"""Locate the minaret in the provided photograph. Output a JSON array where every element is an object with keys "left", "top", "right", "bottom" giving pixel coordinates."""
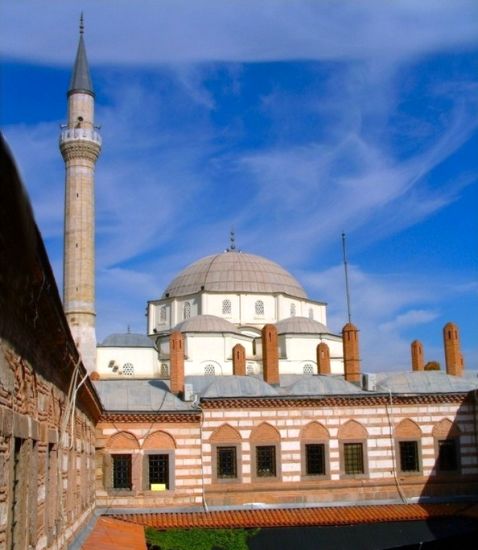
[{"left": 59, "top": 15, "right": 101, "bottom": 372}]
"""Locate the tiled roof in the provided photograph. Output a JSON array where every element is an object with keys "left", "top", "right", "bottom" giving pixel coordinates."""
[
  {"left": 112, "top": 503, "right": 474, "bottom": 530},
  {"left": 81, "top": 517, "right": 146, "bottom": 550}
]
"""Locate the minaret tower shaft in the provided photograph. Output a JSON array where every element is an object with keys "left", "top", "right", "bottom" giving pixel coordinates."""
[{"left": 59, "top": 16, "right": 101, "bottom": 372}]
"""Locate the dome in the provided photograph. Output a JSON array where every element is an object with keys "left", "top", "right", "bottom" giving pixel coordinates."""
[
  {"left": 162, "top": 251, "right": 307, "bottom": 299},
  {"left": 174, "top": 314, "right": 241, "bottom": 334},
  {"left": 276, "top": 316, "right": 330, "bottom": 335},
  {"left": 284, "top": 375, "right": 363, "bottom": 396},
  {"left": 376, "top": 371, "right": 478, "bottom": 394},
  {"left": 99, "top": 332, "right": 155, "bottom": 348}
]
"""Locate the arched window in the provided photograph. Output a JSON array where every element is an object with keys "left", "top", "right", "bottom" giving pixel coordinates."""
[
  {"left": 160, "top": 306, "right": 167, "bottom": 322},
  {"left": 222, "top": 299, "right": 232, "bottom": 315},
  {"left": 183, "top": 301, "right": 191, "bottom": 319},
  {"left": 122, "top": 363, "right": 134, "bottom": 376},
  {"left": 255, "top": 300, "right": 264, "bottom": 316},
  {"left": 308, "top": 308, "right": 314, "bottom": 320},
  {"left": 290, "top": 303, "right": 296, "bottom": 317},
  {"left": 160, "top": 363, "right": 169, "bottom": 378},
  {"left": 303, "top": 363, "right": 314, "bottom": 375},
  {"left": 204, "top": 364, "right": 216, "bottom": 376}
]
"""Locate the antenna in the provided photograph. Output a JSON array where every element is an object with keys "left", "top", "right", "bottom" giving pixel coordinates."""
[{"left": 342, "top": 232, "right": 352, "bottom": 324}]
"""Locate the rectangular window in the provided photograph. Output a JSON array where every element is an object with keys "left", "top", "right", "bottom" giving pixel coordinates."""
[
  {"left": 343, "top": 442, "right": 364, "bottom": 475},
  {"left": 148, "top": 454, "right": 169, "bottom": 489},
  {"left": 438, "top": 440, "right": 458, "bottom": 472},
  {"left": 112, "top": 454, "right": 132, "bottom": 489},
  {"left": 399, "top": 441, "right": 420, "bottom": 472},
  {"left": 217, "top": 447, "right": 237, "bottom": 479},
  {"left": 256, "top": 445, "right": 276, "bottom": 477},
  {"left": 305, "top": 444, "right": 326, "bottom": 475}
]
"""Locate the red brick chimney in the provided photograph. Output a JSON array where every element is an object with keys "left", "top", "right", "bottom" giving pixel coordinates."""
[
  {"left": 316, "top": 342, "right": 331, "bottom": 375},
  {"left": 262, "top": 324, "right": 279, "bottom": 385},
  {"left": 443, "top": 322, "right": 464, "bottom": 376},
  {"left": 232, "top": 343, "right": 246, "bottom": 376},
  {"left": 342, "top": 322, "right": 361, "bottom": 384},
  {"left": 169, "top": 330, "right": 185, "bottom": 394},
  {"left": 411, "top": 340, "right": 424, "bottom": 372}
]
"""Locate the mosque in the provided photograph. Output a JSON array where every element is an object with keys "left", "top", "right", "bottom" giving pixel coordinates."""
[{"left": 0, "top": 20, "right": 477, "bottom": 550}]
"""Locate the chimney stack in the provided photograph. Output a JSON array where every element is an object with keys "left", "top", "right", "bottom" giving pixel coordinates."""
[
  {"left": 443, "top": 322, "right": 464, "bottom": 377},
  {"left": 317, "top": 342, "right": 331, "bottom": 375},
  {"left": 232, "top": 343, "right": 246, "bottom": 376},
  {"left": 411, "top": 340, "right": 424, "bottom": 372},
  {"left": 262, "top": 324, "right": 279, "bottom": 385},
  {"left": 342, "top": 322, "right": 361, "bottom": 384},
  {"left": 169, "top": 331, "right": 185, "bottom": 394}
]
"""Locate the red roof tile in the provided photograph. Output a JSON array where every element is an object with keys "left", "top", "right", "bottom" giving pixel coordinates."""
[
  {"left": 112, "top": 503, "right": 475, "bottom": 531},
  {"left": 81, "top": 517, "right": 147, "bottom": 550}
]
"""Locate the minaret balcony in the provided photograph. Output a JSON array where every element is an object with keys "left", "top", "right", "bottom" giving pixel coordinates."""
[{"left": 59, "top": 127, "right": 102, "bottom": 147}]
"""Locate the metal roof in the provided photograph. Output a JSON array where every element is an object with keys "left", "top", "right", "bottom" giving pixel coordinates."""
[
  {"left": 375, "top": 371, "right": 478, "bottom": 394},
  {"left": 174, "top": 315, "right": 241, "bottom": 334},
  {"left": 162, "top": 251, "right": 307, "bottom": 299},
  {"left": 186, "top": 375, "right": 280, "bottom": 398},
  {"left": 280, "top": 374, "right": 364, "bottom": 395},
  {"left": 93, "top": 380, "right": 193, "bottom": 411},
  {"left": 276, "top": 316, "right": 330, "bottom": 335},
  {"left": 99, "top": 333, "right": 155, "bottom": 348},
  {"left": 68, "top": 25, "right": 94, "bottom": 96}
]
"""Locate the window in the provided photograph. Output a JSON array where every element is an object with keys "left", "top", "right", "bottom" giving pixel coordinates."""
[
  {"left": 255, "top": 300, "right": 264, "bottom": 316},
  {"left": 303, "top": 363, "right": 314, "bottom": 375},
  {"left": 438, "top": 440, "right": 458, "bottom": 472},
  {"left": 183, "top": 301, "right": 191, "bottom": 319},
  {"left": 148, "top": 454, "right": 169, "bottom": 489},
  {"left": 308, "top": 308, "right": 314, "bottom": 320},
  {"left": 122, "top": 363, "right": 134, "bottom": 376},
  {"left": 204, "top": 364, "right": 216, "bottom": 376},
  {"left": 160, "top": 306, "right": 167, "bottom": 322},
  {"left": 399, "top": 441, "right": 420, "bottom": 473},
  {"left": 305, "top": 444, "right": 326, "bottom": 475},
  {"left": 217, "top": 447, "right": 237, "bottom": 479},
  {"left": 112, "top": 454, "right": 132, "bottom": 489},
  {"left": 222, "top": 299, "right": 232, "bottom": 315},
  {"left": 246, "top": 363, "right": 255, "bottom": 375},
  {"left": 343, "top": 443, "right": 364, "bottom": 475},
  {"left": 290, "top": 303, "right": 296, "bottom": 317},
  {"left": 160, "top": 363, "right": 169, "bottom": 378},
  {"left": 256, "top": 445, "right": 276, "bottom": 477}
]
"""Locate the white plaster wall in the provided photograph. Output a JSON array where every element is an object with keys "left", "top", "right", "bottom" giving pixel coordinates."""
[{"left": 96, "top": 346, "right": 160, "bottom": 378}]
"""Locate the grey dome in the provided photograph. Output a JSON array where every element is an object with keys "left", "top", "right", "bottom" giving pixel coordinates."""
[
  {"left": 201, "top": 376, "right": 280, "bottom": 398},
  {"left": 276, "top": 316, "right": 329, "bottom": 335},
  {"left": 162, "top": 251, "right": 307, "bottom": 299},
  {"left": 174, "top": 314, "right": 241, "bottom": 334},
  {"left": 284, "top": 375, "right": 363, "bottom": 396},
  {"left": 376, "top": 371, "right": 478, "bottom": 394},
  {"left": 99, "top": 333, "right": 154, "bottom": 348}
]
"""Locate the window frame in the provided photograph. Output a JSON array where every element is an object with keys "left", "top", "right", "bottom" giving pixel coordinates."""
[
  {"left": 143, "top": 449, "right": 175, "bottom": 492},
  {"left": 396, "top": 439, "right": 422, "bottom": 476},
  {"left": 435, "top": 438, "right": 460, "bottom": 474},
  {"left": 222, "top": 299, "right": 232, "bottom": 316},
  {"left": 255, "top": 300, "right": 265, "bottom": 317},
  {"left": 340, "top": 440, "right": 368, "bottom": 478},
  {"left": 212, "top": 444, "right": 242, "bottom": 484},
  {"left": 111, "top": 453, "right": 133, "bottom": 490},
  {"left": 301, "top": 441, "right": 329, "bottom": 479},
  {"left": 253, "top": 444, "right": 280, "bottom": 480}
]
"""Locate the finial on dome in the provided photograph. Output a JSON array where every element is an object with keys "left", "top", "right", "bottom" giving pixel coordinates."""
[
  {"left": 80, "top": 12, "right": 84, "bottom": 35},
  {"left": 127, "top": 324, "right": 131, "bottom": 333},
  {"left": 229, "top": 228, "right": 236, "bottom": 251}
]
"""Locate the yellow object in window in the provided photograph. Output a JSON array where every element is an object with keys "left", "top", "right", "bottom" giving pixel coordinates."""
[{"left": 150, "top": 483, "right": 166, "bottom": 491}]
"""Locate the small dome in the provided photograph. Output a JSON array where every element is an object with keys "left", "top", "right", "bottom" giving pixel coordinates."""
[
  {"left": 276, "top": 316, "right": 329, "bottom": 335},
  {"left": 99, "top": 333, "right": 155, "bottom": 348},
  {"left": 284, "top": 375, "right": 363, "bottom": 396},
  {"left": 162, "top": 251, "right": 307, "bottom": 299},
  {"left": 174, "top": 314, "right": 241, "bottom": 334},
  {"left": 201, "top": 375, "right": 279, "bottom": 398},
  {"left": 376, "top": 371, "right": 478, "bottom": 394}
]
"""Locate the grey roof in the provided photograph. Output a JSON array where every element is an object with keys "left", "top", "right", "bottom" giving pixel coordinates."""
[
  {"left": 68, "top": 29, "right": 94, "bottom": 96},
  {"left": 186, "top": 375, "right": 280, "bottom": 398},
  {"left": 276, "top": 316, "right": 330, "bottom": 335},
  {"left": 99, "top": 332, "right": 155, "bottom": 348},
  {"left": 174, "top": 315, "right": 242, "bottom": 335},
  {"left": 93, "top": 380, "right": 194, "bottom": 411},
  {"left": 280, "top": 374, "right": 364, "bottom": 395},
  {"left": 375, "top": 371, "right": 478, "bottom": 394},
  {"left": 162, "top": 251, "right": 307, "bottom": 299}
]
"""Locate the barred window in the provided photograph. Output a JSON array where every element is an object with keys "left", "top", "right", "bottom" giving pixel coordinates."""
[
  {"left": 112, "top": 454, "right": 132, "bottom": 489},
  {"left": 290, "top": 303, "right": 296, "bottom": 317},
  {"left": 438, "top": 440, "right": 458, "bottom": 472},
  {"left": 343, "top": 443, "right": 364, "bottom": 475},
  {"left": 305, "top": 444, "right": 325, "bottom": 475},
  {"left": 255, "top": 300, "right": 264, "bottom": 316},
  {"left": 222, "top": 299, "right": 232, "bottom": 315},
  {"left": 184, "top": 302, "right": 191, "bottom": 319},
  {"left": 204, "top": 364, "right": 216, "bottom": 376},
  {"left": 217, "top": 447, "right": 237, "bottom": 479},
  {"left": 160, "top": 306, "right": 167, "bottom": 322},
  {"left": 246, "top": 363, "right": 255, "bottom": 376},
  {"left": 122, "top": 363, "right": 134, "bottom": 376},
  {"left": 308, "top": 308, "right": 314, "bottom": 320},
  {"left": 303, "top": 363, "right": 314, "bottom": 375},
  {"left": 256, "top": 445, "right": 276, "bottom": 477},
  {"left": 399, "top": 441, "right": 420, "bottom": 472},
  {"left": 148, "top": 454, "right": 169, "bottom": 489}
]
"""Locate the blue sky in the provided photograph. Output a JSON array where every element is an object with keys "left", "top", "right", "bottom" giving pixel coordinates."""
[{"left": 1, "top": 0, "right": 477, "bottom": 371}]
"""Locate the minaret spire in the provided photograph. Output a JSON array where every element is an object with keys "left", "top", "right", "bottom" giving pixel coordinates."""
[{"left": 60, "top": 18, "right": 101, "bottom": 373}]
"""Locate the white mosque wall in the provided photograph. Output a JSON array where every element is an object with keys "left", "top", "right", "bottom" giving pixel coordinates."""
[{"left": 96, "top": 346, "right": 160, "bottom": 379}]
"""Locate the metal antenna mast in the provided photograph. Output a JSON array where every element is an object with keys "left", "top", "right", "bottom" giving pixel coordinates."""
[{"left": 342, "top": 232, "right": 352, "bottom": 324}]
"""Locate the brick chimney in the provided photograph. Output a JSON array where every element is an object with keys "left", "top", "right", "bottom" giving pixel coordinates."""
[
  {"left": 443, "top": 322, "right": 464, "bottom": 376},
  {"left": 169, "top": 330, "right": 185, "bottom": 394},
  {"left": 262, "top": 324, "right": 279, "bottom": 385},
  {"left": 411, "top": 340, "right": 424, "bottom": 372},
  {"left": 317, "top": 342, "right": 331, "bottom": 375},
  {"left": 232, "top": 343, "right": 246, "bottom": 376},
  {"left": 342, "top": 322, "right": 361, "bottom": 384}
]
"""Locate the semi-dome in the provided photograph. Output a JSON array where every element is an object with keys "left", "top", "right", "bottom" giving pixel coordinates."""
[
  {"left": 99, "top": 332, "right": 155, "bottom": 348},
  {"left": 174, "top": 314, "right": 241, "bottom": 334},
  {"left": 162, "top": 251, "right": 307, "bottom": 299},
  {"left": 276, "top": 316, "right": 330, "bottom": 335}
]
